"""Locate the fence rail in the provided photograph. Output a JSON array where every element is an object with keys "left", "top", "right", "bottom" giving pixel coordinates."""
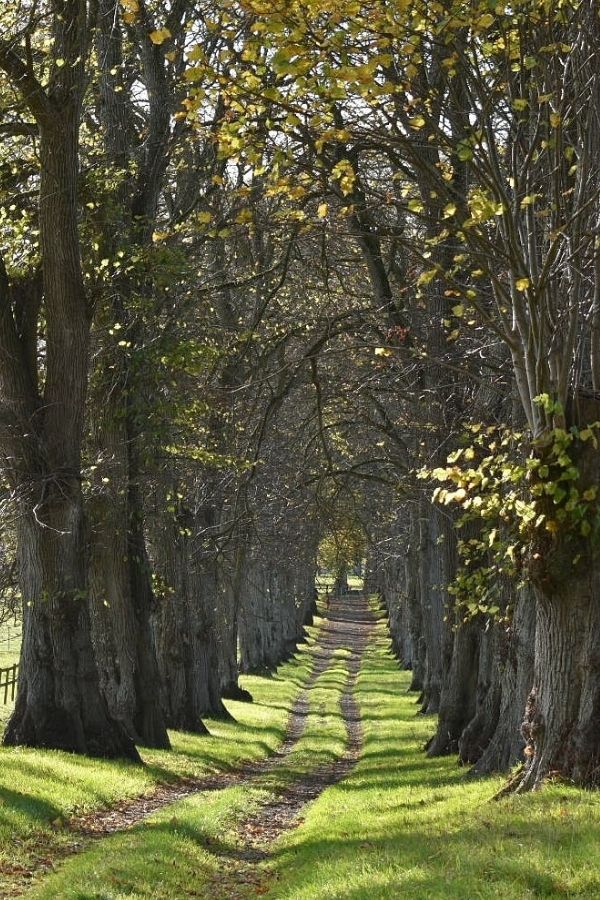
[{"left": 0, "top": 663, "right": 18, "bottom": 704}]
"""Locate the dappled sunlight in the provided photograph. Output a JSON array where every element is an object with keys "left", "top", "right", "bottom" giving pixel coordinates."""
[
  {"left": 268, "top": 621, "right": 600, "bottom": 899},
  {"left": 0, "top": 660, "right": 300, "bottom": 892},
  {"left": 1, "top": 599, "right": 599, "bottom": 898}
]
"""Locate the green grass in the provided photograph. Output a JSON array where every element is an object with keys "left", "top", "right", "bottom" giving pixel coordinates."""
[
  {"left": 6, "top": 608, "right": 600, "bottom": 899},
  {"left": 24, "top": 647, "right": 351, "bottom": 898},
  {"left": 0, "top": 619, "right": 326, "bottom": 897},
  {"left": 0, "top": 617, "right": 21, "bottom": 671},
  {"left": 266, "top": 624, "right": 600, "bottom": 900},
  {"left": 0, "top": 618, "right": 21, "bottom": 726}
]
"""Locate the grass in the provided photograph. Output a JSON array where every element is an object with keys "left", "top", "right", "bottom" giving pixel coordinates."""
[
  {"left": 0, "top": 618, "right": 327, "bottom": 897},
  {"left": 5, "top": 605, "right": 600, "bottom": 899},
  {"left": 0, "top": 618, "right": 21, "bottom": 724},
  {"left": 266, "top": 620, "right": 600, "bottom": 899},
  {"left": 315, "top": 575, "right": 364, "bottom": 592},
  {"left": 24, "top": 646, "right": 351, "bottom": 898}
]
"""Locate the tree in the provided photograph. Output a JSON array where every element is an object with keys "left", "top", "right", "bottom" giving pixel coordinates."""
[
  {"left": 0, "top": 1, "right": 137, "bottom": 758},
  {"left": 198, "top": 0, "right": 600, "bottom": 789}
]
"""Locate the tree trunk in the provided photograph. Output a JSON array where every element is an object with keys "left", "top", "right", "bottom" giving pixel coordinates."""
[
  {"left": 153, "top": 504, "right": 230, "bottom": 730},
  {"left": 417, "top": 504, "right": 446, "bottom": 713},
  {"left": 0, "top": 36, "right": 138, "bottom": 756},
  {"left": 506, "top": 419, "right": 600, "bottom": 792},
  {"left": 153, "top": 517, "right": 209, "bottom": 734},
  {"left": 406, "top": 526, "right": 426, "bottom": 692},
  {"left": 238, "top": 560, "right": 268, "bottom": 674},
  {"left": 239, "top": 556, "right": 303, "bottom": 673},
  {"left": 5, "top": 508, "right": 138, "bottom": 759},
  {"left": 88, "top": 404, "right": 169, "bottom": 748},
  {"left": 466, "top": 587, "right": 535, "bottom": 774},
  {"left": 427, "top": 616, "right": 479, "bottom": 756},
  {"left": 379, "top": 549, "right": 412, "bottom": 667},
  {"left": 457, "top": 620, "right": 502, "bottom": 766},
  {"left": 513, "top": 570, "right": 600, "bottom": 791},
  {"left": 218, "top": 548, "right": 252, "bottom": 703}
]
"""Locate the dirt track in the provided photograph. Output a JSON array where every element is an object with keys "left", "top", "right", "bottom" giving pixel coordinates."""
[{"left": 4, "top": 594, "right": 375, "bottom": 898}]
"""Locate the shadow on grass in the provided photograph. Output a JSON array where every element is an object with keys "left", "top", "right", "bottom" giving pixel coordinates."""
[
  {"left": 270, "top": 837, "right": 593, "bottom": 899},
  {"left": 0, "top": 784, "right": 61, "bottom": 827}
]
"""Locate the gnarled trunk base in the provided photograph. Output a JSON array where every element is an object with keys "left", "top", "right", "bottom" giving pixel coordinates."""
[
  {"left": 507, "top": 565, "right": 600, "bottom": 792},
  {"left": 4, "top": 514, "right": 139, "bottom": 760}
]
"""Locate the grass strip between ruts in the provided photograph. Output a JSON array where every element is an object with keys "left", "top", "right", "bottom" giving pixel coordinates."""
[
  {"left": 23, "top": 657, "right": 350, "bottom": 899},
  {"left": 264, "top": 616, "right": 600, "bottom": 900}
]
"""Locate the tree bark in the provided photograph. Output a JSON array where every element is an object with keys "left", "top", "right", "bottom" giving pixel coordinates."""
[
  {"left": 218, "top": 546, "right": 252, "bottom": 703},
  {"left": 5, "top": 511, "right": 136, "bottom": 758},
  {"left": 89, "top": 469, "right": 170, "bottom": 748},
  {"left": 406, "top": 523, "right": 426, "bottom": 692},
  {"left": 238, "top": 553, "right": 311, "bottom": 674},
  {"left": 0, "top": 23, "right": 138, "bottom": 756},
  {"left": 514, "top": 573, "right": 600, "bottom": 790},
  {"left": 466, "top": 587, "right": 535, "bottom": 774},
  {"left": 505, "top": 418, "right": 600, "bottom": 791},
  {"left": 427, "top": 616, "right": 479, "bottom": 756},
  {"left": 457, "top": 620, "right": 502, "bottom": 767},
  {"left": 152, "top": 502, "right": 229, "bottom": 730},
  {"left": 417, "top": 504, "right": 446, "bottom": 713}
]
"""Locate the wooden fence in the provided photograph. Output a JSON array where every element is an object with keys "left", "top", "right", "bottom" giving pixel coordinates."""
[{"left": 0, "top": 663, "right": 18, "bottom": 704}]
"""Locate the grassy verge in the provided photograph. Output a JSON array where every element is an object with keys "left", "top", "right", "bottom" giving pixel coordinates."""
[
  {"left": 266, "top": 622, "right": 600, "bottom": 900},
  {"left": 25, "top": 653, "right": 351, "bottom": 899},
  {"left": 0, "top": 619, "right": 327, "bottom": 897}
]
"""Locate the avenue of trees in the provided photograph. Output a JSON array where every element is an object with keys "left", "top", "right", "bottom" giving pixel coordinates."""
[{"left": 0, "top": 0, "right": 599, "bottom": 795}]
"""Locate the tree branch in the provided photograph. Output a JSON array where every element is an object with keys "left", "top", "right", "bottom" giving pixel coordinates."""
[{"left": 0, "top": 40, "right": 53, "bottom": 124}]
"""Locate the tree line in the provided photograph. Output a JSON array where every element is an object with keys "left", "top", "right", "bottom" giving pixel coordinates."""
[{"left": 0, "top": 0, "right": 599, "bottom": 795}]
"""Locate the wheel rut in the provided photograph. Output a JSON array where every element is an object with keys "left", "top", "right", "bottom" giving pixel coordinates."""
[
  {"left": 3, "top": 594, "right": 374, "bottom": 898},
  {"left": 230, "top": 592, "right": 375, "bottom": 866},
  {"left": 69, "top": 594, "right": 373, "bottom": 840}
]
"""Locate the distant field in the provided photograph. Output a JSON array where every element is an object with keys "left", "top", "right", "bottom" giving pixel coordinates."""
[
  {"left": 0, "top": 618, "right": 20, "bottom": 722},
  {"left": 315, "top": 574, "right": 364, "bottom": 592},
  {"left": 0, "top": 619, "right": 20, "bottom": 668}
]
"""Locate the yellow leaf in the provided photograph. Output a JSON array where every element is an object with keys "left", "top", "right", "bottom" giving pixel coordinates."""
[
  {"left": 417, "top": 268, "right": 438, "bottom": 286},
  {"left": 520, "top": 194, "right": 538, "bottom": 207},
  {"left": 477, "top": 13, "right": 495, "bottom": 29},
  {"left": 549, "top": 112, "right": 561, "bottom": 128},
  {"left": 452, "top": 303, "right": 464, "bottom": 317},
  {"left": 196, "top": 211, "right": 212, "bottom": 224},
  {"left": 317, "top": 203, "right": 329, "bottom": 219},
  {"left": 149, "top": 28, "right": 172, "bottom": 45},
  {"left": 515, "top": 277, "right": 530, "bottom": 292},
  {"left": 235, "top": 209, "right": 253, "bottom": 225}
]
